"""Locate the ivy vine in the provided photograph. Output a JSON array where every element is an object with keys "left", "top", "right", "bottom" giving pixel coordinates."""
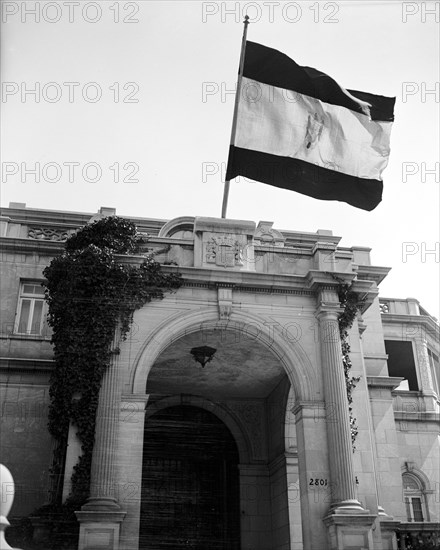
[
  {"left": 36, "top": 217, "right": 181, "bottom": 538},
  {"left": 336, "top": 282, "right": 364, "bottom": 451}
]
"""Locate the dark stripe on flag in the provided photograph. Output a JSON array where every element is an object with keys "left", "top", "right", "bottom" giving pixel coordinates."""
[
  {"left": 226, "top": 145, "right": 383, "bottom": 211},
  {"left": 243, "top": 41, "right": 395, "bottom": 122}
]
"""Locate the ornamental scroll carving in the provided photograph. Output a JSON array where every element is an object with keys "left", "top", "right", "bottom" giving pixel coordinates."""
[
  {"left": 28, "top": 227, "right": 72, "bottom": 241},
  {"left": 254, "top": 221, "right": 285, "bottom": 247},
  {"left": 206, "top": 235, "right": 243, "bottom": 268}
]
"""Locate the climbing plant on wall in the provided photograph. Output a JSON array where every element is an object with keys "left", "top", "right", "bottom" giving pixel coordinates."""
[
  {"left": 42, "top": 216, "right": 181, "bottom": 512},
  {"left": 337, "top": 282, "right": 363, "bottom": 450}
]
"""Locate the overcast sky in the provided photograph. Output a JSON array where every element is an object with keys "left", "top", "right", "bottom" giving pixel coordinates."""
[{"left": 1, "top": 0, "right": 439, "bottom": 318}]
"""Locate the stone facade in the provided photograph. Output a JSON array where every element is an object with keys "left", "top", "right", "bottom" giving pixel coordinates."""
[{"left": 0, "top": 203, "right": 439, "bottom": 550}]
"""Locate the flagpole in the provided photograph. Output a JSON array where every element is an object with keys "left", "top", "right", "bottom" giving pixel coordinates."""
[{"left": 221, "top": 15, "right": 250, "bottom": 219}]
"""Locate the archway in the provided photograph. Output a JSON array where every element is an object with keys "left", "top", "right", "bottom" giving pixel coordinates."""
[
  {"left": 139, "top": 405, "right": 240, "bottom": 549},
  {"left": 137, "top": 326, "right": 296, "bottom": 549}
]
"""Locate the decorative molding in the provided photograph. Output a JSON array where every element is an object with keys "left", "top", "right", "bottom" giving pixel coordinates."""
[
  {"left": 174, "top": 266, "right": 312, "bottom": 295},
  {"left": 291, "top": 400, "right": 326, "bottom": 419},
  {"left": 120, "top": 394, "right": 150, "bottom": 403},
  {"left": 182, "top": 282, "right": 211, "bottom": 289},
  {"left": 0, "top": 357, "right": 54, "bottom": 374},
  {"left": 381, "top": 313, "right": 439, "bottom": 339},
  {"left": 181, "top": 280, "right": 314, "bottom": 296},
  {"left": 254, "top": 221, "right": 285, "bottom": 247},
  {"left": 0, "top": 236, "right": 66, "bottom": 255},
  {"left": 394, "top": 411, "right": 440, "bottom": 424},
  {"left": 306, "top": 270, "right": 356, "bottom": 291},
  {"left": 0, "top": 334, "right": 52, "bottom": 343},
  {"left": 158, "top": 216, "right": 195, "bottom": 239},
  {"left": 397, "top": 521, "right": 440, "bottom": 532},
  {"left": 356, "top": 265, "right": 391, "bottom": 285},
  {"left": 28, "top": 226, "right": 73, "bottom": 241},
  {"left": 238, "top": 287, "right": 312, "bottom": 296},
  {"left": 367, "top": 376, "right": 404, "bottom": 390},
  {"left": 312, "top": 241, "right": 337, "bottom": 255}
]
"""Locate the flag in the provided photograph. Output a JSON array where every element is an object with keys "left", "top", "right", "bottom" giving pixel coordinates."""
[{"left": 225, "top": 41, "right": 395, "bottom": 211}]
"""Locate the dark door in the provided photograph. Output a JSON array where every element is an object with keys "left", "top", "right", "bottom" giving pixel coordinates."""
[{"left": 139, "top": 405, "right": 240, "bottom": 550}]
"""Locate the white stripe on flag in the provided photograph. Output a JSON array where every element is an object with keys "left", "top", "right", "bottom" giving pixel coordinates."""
[{"left": 235, "top": 77, "right": 393, "bottom": 181}]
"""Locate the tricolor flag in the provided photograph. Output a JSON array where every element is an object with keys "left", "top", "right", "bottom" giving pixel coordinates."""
[{"left": 225, "top": 41, "right": 395, "bottom": 211}]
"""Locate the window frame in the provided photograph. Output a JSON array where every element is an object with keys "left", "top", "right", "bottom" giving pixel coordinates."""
[
  {"left": 404, "top": 495, "right": 424, "bottom": 522},
  {"left": 427, "top": 347, "right": 439, "bottom": 395},
  {"left": 402, "top": 472, "right": 428, "bottom": 522},
  {"left": 14, "top": 281, "right": 48, "bottom": 336}
]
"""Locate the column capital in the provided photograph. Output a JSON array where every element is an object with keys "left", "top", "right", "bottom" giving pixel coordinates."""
[
  {"left": 315, "top": 303, "right": 344, "bottom": 320},
  {"left": 315, "top": 282, "right": 343, "bottom": 320}
]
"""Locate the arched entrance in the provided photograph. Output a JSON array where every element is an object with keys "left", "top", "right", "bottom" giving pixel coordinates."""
[
  {"left": 139, "top": 405, "right": 241, "bottom": 549},
  {"left": 129, "top": 323, "right": 308, "bottom": 549}
]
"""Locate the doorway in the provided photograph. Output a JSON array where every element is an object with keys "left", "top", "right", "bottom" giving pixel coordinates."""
[{"left": 139, "top": 405, "right": 241, "bottom": 549}]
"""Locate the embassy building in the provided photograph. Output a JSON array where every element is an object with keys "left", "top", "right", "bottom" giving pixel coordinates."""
[{"left": 1, "top": 203, "right": 439, "bottom": 550}]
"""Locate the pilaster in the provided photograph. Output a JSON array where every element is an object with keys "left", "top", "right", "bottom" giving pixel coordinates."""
[
  {"left": 76, "top": 328, "right": 126, "bottom": 550},
  {"left": 414, "top": 337, "right": 437, "bottom": 405},
  {"left": 118, "top": 394, "right": 149, "bottom": 550},
  {"left": 292, "top": 401, "right": 330, "bottom": 550}
]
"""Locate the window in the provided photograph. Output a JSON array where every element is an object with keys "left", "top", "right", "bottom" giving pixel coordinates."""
[
  {"left": 427, "top": 348, "right": 439, "bottom": 395},
  {"left": 385, "top": 340, "right": 419, "bottom": 391},
  {"left": 15, "top": 282, "right": 47, "bottom": 335},
  {"left": 403, "top": 473, "right": 426, "bottom": 522}
]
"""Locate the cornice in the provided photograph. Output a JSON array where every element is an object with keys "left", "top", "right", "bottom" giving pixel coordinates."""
[
  {"left": 381, "top": 313, "right": 439, "bottom": 339},
  {"left": 305, "top": 270, "right": 357, "bottom": 290},
  {"left": 0, "top": 235, "right": 194, "bottom": 255},
  {"left": 280, "top": 230, "right": 341, "bottom": 247},
  {"left": 356, "top": 265, "right": 391, "bottom": 286},
  {"left": 163, "top": 265, "right": 309, "bottom": 292},
  {"left": 0, "top": 207, "right": 167, "bottom": 234},
  {"left": 0, "top": 356, "right": 54, "bottom": 373},
  {"left": 367, "top": 376, "right": 404, "bottom": 390},
  {"left": 0, "top": 236, "right": 65, "bottom": 255},
  {"left": 254, "top": 244, "right": 312, "bottom": 256},
  {"left": 394, "top": 411, "right": 440, "bottom": 424},
  {"left": 0, "top": 237, "right": 396, "bottom": 312},
  {"left": 397, "top": 522, "right": 440, "bottom": 532}
]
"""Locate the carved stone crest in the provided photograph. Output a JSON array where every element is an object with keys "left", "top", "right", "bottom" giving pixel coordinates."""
[{"left": 206, "top": 236, "right": 243, "bottom": 268}]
